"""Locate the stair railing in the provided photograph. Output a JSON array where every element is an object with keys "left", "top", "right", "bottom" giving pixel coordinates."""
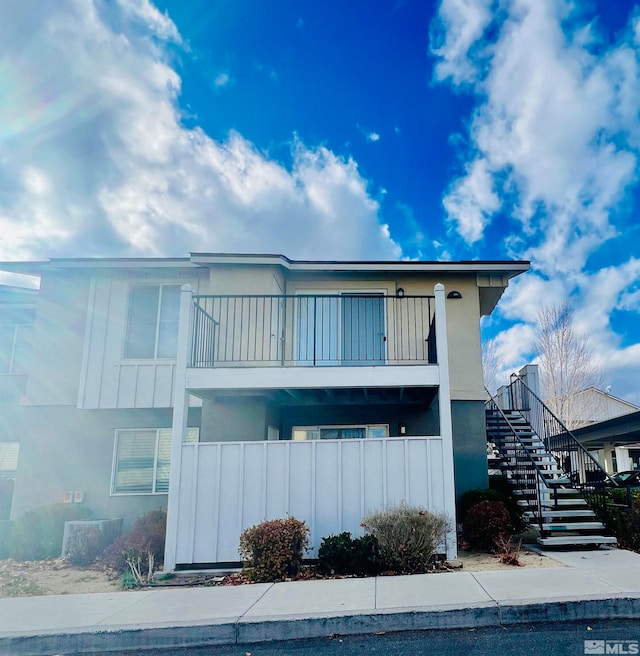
[
  {"left": 486, "top": 394, "right": 547, "bottom": 533},
  {"left": 506, "top": 374, "right": 618, "bottom": 521}
]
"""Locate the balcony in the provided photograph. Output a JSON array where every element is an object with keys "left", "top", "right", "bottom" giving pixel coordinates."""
[{"left": 189, "top": 293, "right": 436, "bottom": 369}]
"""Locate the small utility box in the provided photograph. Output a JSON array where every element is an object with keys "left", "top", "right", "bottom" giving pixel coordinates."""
[{"left": 61, "top": 518, "right": 123, "bottom": 560}]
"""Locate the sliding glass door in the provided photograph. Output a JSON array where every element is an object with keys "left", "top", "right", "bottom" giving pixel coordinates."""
[{"left": 295, "top": 293, "right": 385, "bottom": 366}]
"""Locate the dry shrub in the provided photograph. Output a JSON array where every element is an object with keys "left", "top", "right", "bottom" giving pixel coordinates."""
[
  {"left": 361, "top": 502, "right": 450, "bottom": 574},
  {"left": 8, "top": 504, "right": 93, "bottom": 561},
  {"left": 493, "top": 534, "right": 523, "bottom": 566},
  {"left": 99, "top": 510, "right": 166, "bottom": 583},
  {"left": 239, "top": 517, "right": 309, "bottom": 582},
  {"left": 463, "top": 500, "right": 512, "bottom": 551}
]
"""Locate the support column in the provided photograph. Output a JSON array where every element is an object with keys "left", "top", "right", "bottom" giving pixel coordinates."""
[
  {"left": 163, "top": 284, "right": 194, "bottom": 572},
  {"left": 434, "top": 283, "right": 457, "bottom": 560},
  {"left": 615, "top": 446, "right": 631, "bottom": 473}
]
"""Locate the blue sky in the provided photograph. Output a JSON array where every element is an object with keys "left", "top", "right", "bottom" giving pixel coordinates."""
[{"left": 1, "top": 0, "right": 640, "bottom": 402}]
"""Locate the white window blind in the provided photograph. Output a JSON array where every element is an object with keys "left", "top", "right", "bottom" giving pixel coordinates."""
[
  {"left": 0, "top": 442, "right": 19, "bottom": 473},
  {"left": 112, "top": 427, "right": 198, "bottom": 494}
]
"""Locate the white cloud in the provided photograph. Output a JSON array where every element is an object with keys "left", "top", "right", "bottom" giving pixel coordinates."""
[
  {"left": 432, "top": 0, "right": 640, "bottom": 400},
  {"left": 442, "top": 158, "right": 500, "bottom": 243},
  {"left": 0, "top": 0, "right": 400, "bottom": 262},
  {"left": 367, "top": 132, "right": 381, "bottom": 143},
  {"left": 431, "top": 0, "right": 494, "bottom": 85},
  {"left": 434, "top": 0, "right": 640, "bottom": 269},
  {"left": 213, "top": 71, "right": 231, "bottom": 88}
]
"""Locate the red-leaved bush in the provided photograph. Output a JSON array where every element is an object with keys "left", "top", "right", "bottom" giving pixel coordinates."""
[
  {"left": 238, "top": 516, "right": 309, "bottom": 582},
  {"left": 99, "top": 510, "right": 166, "bottom": 579},
  {"left": 463, "top": 500, "right": 512, "bottom": 551}
]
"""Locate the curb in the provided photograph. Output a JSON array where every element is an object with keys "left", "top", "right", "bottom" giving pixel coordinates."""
[{"left": 3, "top": 595, "right": 640, "bottom": 655}]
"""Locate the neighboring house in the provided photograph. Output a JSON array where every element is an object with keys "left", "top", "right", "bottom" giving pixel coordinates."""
[
  {"left": 0, "top": 254, "right": 528, "bottom": 566},
  {"left": 571, "top": 411, "right": 640, "bottom": 474},
  {"left": 0, "top": 285, "right": 38, "bottom": 519},
  {"left": 546, "top": 387, "right": 639, "bottom": 431}
]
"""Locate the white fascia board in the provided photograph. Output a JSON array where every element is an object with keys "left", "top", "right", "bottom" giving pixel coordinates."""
[
  {"left": 0, "top": 259, "right": 202, "bottom": 276},
  {"left": 190, "top": 253, "right": 530, "bottom": 276},
  {"left": 185, "top": 364, "right": 440, "bottom": 391}
]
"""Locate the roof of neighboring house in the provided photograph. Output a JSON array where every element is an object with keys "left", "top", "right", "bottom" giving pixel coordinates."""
[{"left": 549, "top": 387, "right": 639, "bottom": 428}]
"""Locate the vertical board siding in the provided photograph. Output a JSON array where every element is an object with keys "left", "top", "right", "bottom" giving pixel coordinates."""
[
  {"left": 175, "top": 436, "right": 448, "bottom": 564},
  {"left": 80, "top": 276, "right": 183, "bottom": 409}
]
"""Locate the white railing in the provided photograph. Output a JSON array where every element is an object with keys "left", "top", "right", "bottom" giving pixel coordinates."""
[{"left": 173, "top": 436, "right": 453, "bottom": 565}]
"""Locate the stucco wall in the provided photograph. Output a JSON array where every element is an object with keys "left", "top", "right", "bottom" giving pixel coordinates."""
[
  {"left": 25, "top": 272, "right": 90, "bottom": 406},
  {"left": 451, "top": 400, "right": 488, "bottom": 499},
  {"left": 208, "top": 265, "right": 285, "bottom": 295},
  {"left": 396, "top": 275, "right": 484, "bottom": 402},
  {"left": 10, "top": 406, "right": 200, "bottom": 530},
  {"left": 200, "top": 397, "right": 268, "bottom": 442},
  {"left": 280, "top": 403, "right": 439, "bottom": 439}
]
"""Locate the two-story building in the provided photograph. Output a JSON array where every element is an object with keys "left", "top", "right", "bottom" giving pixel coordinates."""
[{"left": 0, "top": 254, "right": 528, "bottom": 566}]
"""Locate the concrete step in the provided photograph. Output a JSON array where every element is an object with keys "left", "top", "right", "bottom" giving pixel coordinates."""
[
  {"left": 533, "top": 510, "right": 597, "bottom": 518},
  {"left": 541, "top": 522, "right": 606, "bottom": 531},
  {"left": 537, "top": 535, "right": 617, "bottom": 547},
  {"left": 540, "top": 498, "right": 589, "bottom": 507},
  {"left": 543, "top": 476, "right": 572, "bottom": 486},
  {"left": 542, "top": 487, "right": 581, "bottom": 496}
]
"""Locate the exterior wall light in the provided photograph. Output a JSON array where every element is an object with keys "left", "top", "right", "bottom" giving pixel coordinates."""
[
  {"left": 397, "top": 288, "right": 405, "bottom": 297},
  {"left": 447, "top": 290, "right": 462, "bottom": 299}
]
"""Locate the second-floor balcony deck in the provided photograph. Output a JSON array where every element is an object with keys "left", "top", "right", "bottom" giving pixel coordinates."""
[{"left": 189, "top": 293, "right": 437, "bottom": 369}]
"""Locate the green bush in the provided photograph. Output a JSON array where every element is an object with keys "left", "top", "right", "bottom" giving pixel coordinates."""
[
  {"left": 361, "top": 502, "right": 450, "bottom": 574},
  {"left": 239, "top": 516, "right": 309, "bottom": 582},
  {"left": 598, "top": 490, "right": 640, "bottom": 551},
  {"left": 99, "top": 510, "right": 166, "bottom": 581},
  {"left": 463, "top": 500, "right": 512, "bottom": 551},
  {"left": 318, "top": 532, "right": 381, "bottom": 576},
  {"left": 615, "top": 506, "right": 640, "bottom": 552},
  {"left": 9, "top": 504, "right": 93, "bottom": 561}
]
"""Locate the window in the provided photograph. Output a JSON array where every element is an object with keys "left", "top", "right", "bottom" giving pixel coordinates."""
[
  {"left": 124, "top": 285, "right": 180, "bottom": 359},
  {"left": 0, "top": 308, "right": 35, "bottom": 374},
  {"left": 292, "top": 424, "right": 389, "bottom": 441},
  {"left": 112, "top": 428, "right": 198, "bottom": 494}
]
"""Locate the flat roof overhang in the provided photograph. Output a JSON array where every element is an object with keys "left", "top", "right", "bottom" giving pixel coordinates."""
[
  {"left": 0, "top": 253, "right": 529, "bottom": 279},
  {"left": 573, "top": 410, "right": 640, "bottom": 446}
]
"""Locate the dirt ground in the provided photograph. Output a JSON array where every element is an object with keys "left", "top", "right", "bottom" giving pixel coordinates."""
[{"left": 0, "top": 548, "right": 562, "bottom": 598}]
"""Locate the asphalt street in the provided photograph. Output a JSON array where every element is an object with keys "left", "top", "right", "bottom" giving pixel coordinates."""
[{"left": 82, "top": 620, "right": 640, "bottom": 656}]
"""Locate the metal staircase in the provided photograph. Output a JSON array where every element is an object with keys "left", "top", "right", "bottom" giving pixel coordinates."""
[{"left": 486, "top": 377, "right": 617, "bottom": 548}]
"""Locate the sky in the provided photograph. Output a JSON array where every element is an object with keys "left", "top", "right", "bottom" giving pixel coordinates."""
[{"left": 1, "top": 0, "right": 640, "bottom": 402}]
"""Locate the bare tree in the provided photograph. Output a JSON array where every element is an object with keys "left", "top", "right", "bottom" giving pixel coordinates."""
[
  {"left": 482, "top": 336, "right": 501, "bottom": 398},
  {"left": 534, "top": 301, "right": 604, "bottom": 429}
]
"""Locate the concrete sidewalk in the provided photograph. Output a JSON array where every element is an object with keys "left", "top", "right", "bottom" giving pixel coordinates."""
[{"left": 1, "top": 548, "right": 640, "bottom": 655}]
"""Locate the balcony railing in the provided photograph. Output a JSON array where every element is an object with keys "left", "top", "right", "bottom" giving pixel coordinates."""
[{"left": 189, "top": 294, "right": 436, "bottom": 368}]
